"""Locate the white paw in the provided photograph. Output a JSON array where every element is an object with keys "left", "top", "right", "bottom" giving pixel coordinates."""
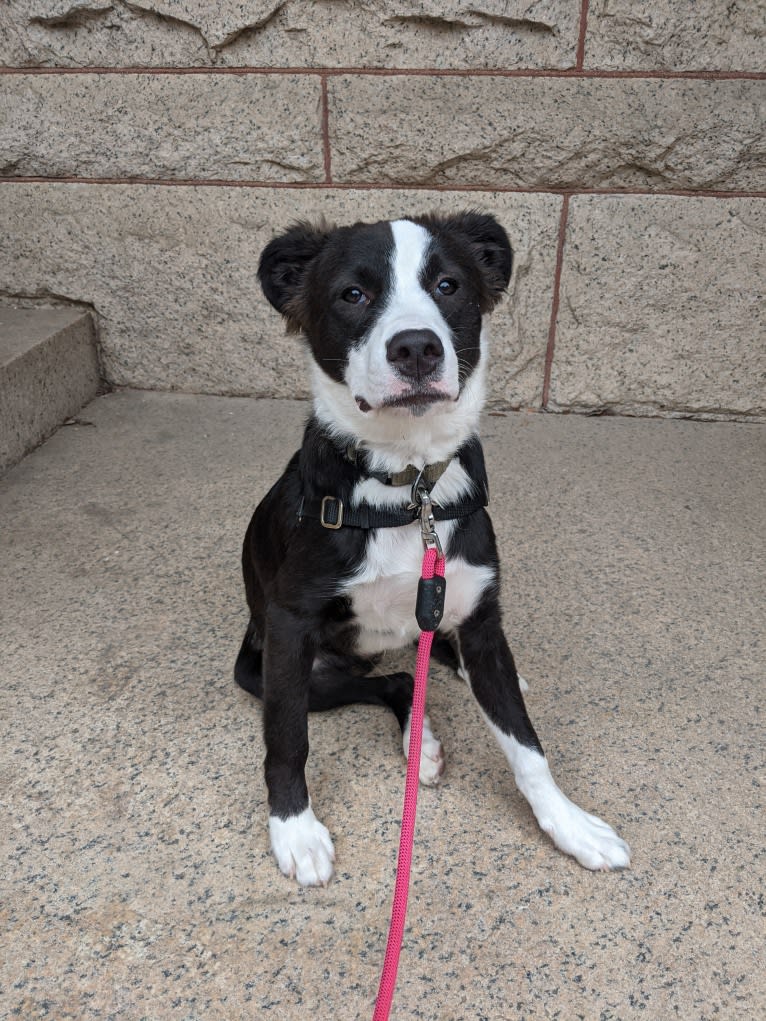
[
  {"left": 537, "top": 793, "right": 631, "bottom": 872},
  {"left": 517, "top": 674, "right": 530, "bottom": 694},
  {"left": 403, "top": 713, "right": 445, "bottom": 786},
  {"left": 483, "top": 719, "right": 629, "bottom": 872},
  {"left": 269, "top": 804, "right": 335, "bottom": 886}
]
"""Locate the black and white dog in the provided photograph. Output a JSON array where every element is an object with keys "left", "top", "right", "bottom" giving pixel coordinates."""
[{"left": 236, "top": 211, "right": 630, "bottom": 886}]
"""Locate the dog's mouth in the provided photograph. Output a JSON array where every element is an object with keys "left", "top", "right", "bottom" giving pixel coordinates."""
[{"left": 355, "top": 391, "right": 452, "bottom": 414}]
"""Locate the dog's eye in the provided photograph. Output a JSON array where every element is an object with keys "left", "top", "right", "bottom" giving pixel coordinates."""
[
  {"left": 436, "top": 278, "right": 458, "bottom": 296},
  {"left": 341, "top": 287, "right": 369, "bottom": 306}
]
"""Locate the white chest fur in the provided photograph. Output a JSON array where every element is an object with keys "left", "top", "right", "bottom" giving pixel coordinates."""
[{"left": 343, "top": 516, "right": 495, "bottom": 657}]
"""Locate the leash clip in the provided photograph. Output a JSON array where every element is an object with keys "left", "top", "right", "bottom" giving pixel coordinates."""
[{"left": 411, "top": 473, "right": 442, "bottom": 554}]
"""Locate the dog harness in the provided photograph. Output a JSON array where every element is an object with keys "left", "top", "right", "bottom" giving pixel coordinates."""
[{"left": 297, "top": 447, "right": 490, "bottom": 532}]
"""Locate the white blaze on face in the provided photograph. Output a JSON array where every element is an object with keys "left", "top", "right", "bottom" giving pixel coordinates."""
[{"left": 343, "top": 219, "right": 460, "bottom": 409}]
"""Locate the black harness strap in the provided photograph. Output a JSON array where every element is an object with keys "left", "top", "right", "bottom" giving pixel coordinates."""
[
  {"left": 298, "top": 488, "right": 489, "bottom": 531},
  {"left": 296, "top": 433, "right": 490, "bottom": 533}
]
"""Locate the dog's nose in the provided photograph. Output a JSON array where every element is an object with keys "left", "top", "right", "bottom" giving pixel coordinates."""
[{"left": 386, "top": 329, "right": 444, "bottom": 380}]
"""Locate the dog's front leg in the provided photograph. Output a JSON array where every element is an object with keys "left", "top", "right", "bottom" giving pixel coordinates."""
[
  {"left": 457, "top": 599, "right": 631, "bottom": 871},
  {"left": 262, "top": 603, "right": 335, "bottom": 886}
]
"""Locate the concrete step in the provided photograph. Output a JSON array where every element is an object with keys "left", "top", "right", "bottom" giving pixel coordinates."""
[{"left": 0, "top": 305, "right": 101, "bottom": 475}]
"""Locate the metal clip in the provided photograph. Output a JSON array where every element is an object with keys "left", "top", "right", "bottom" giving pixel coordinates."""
[{"left": 411, "top": 473, "right": 442, "bottom": 554}]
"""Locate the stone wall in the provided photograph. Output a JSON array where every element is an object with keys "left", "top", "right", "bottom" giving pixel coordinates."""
[{"left": 1, "top": 2, "right": 764, "bottom": 419}]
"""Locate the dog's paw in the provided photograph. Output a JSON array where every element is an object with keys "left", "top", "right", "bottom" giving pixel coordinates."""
[
  {"left": 517, "top": 674, "right": 529, "bottom": 694},
  {"left": 418, "top": 730, "right": 446, "bottom": 786},
  {"left": 403, "top": 713, "right": 445, "bottom": 786},
  {"left": 269, "top": 805, "right": 335, "bottom": 886},
  {"left": 537, "top": 794, "right": 630, "bottom": 872}
]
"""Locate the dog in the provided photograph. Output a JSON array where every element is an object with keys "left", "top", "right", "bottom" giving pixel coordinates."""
[{"left": 235, "top": 211, "right": 631, "bottom": 886}]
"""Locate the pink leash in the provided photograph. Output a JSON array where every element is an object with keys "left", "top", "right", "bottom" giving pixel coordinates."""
[{"left": 372, "top": 542, "right": 446, "bottom": 1021}]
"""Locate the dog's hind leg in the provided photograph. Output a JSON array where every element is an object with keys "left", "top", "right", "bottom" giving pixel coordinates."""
[
  {"left": 309, "top": 656, "right": 445, "bottom": 786},
  {"left": 236, "top": 639, "right": 408, "bottom": 721},
  {"left": 308, "top": 653, "right": 410, "bottom": 717}
]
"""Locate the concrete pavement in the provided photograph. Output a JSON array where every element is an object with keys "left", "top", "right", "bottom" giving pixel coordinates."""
[{"left": 1, "top": 391, "right": 763, "bottom": 1020}]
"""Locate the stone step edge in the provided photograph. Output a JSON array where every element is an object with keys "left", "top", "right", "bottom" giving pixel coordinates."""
[{"left": 0, "top": 304, "right": 102, "bottom": 476}]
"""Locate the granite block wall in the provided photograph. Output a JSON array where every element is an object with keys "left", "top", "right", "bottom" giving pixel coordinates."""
[{"left": 1, "top": 2, "right": 764, "bottom": 419}]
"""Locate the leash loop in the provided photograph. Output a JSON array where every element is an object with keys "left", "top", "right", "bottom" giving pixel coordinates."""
[{"left": 372, "top": 542, "right": 446, "bottom": 1020}]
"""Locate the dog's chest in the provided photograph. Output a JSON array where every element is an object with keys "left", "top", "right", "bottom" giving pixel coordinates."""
[{"left": 343, "top": 521, "right": 493, "bottom": 656}]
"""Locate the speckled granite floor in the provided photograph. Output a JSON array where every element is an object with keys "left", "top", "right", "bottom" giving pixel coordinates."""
[{"left": 1, "top": 391, "right": 764, "bottom": 1021}]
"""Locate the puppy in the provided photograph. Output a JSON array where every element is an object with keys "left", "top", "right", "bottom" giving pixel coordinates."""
[{"left": 236, "top": 211, "right": 630, "bottom": 885}]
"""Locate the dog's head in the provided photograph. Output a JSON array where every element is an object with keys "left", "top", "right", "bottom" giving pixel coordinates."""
[{"left": 258, "top": 211, "right": 512, "bottom": 445}]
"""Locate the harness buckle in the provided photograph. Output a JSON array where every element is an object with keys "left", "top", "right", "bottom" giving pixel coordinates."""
[{"left": 320, "top": 495, "right": 344, "bottom": 529}]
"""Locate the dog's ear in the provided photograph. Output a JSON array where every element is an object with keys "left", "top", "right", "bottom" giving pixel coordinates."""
[
  {"left": 258, "top": 221, "right": 332, "bottom": 331},
  {"left": 426, "top": 211, "right": 513, "bottom": 310}
]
